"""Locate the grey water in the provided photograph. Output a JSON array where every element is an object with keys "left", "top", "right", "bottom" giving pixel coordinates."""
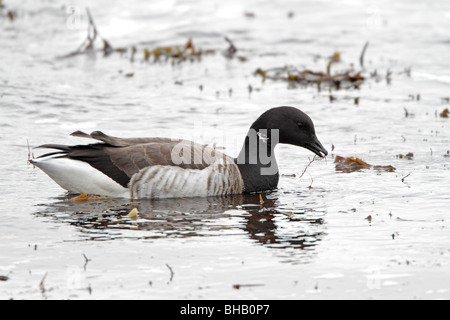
[{"left": 1, "top": 0, "right": 450, "bottom": 299}]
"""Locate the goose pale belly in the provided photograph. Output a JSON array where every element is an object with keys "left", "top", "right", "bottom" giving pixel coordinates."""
[
  {"left": 32, "top": 155, "right": 244, "bottom": 199},
  {"left": 130, "top": 159, "right": 244, "bottom": 199}
]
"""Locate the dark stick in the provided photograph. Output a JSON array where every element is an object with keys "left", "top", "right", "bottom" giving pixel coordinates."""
[{"left": 360, "top": 42, "right": 369, "bottom": 68}]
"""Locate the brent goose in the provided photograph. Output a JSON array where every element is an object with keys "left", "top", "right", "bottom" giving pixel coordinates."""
[{"left": 30, "top": 106, "right": 328, "bottom": 199}]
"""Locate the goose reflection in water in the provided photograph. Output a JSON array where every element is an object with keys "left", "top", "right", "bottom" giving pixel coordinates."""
[{"left": 34, "top": 193, "right": 326, "bottom": 263}]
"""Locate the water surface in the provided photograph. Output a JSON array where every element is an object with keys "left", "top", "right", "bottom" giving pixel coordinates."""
[{"left": 1, "top": 0, "right": 450, "bottom": 299}]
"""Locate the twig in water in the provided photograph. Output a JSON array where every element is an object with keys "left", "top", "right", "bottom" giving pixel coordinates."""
[
  {"left": 70, "top": 8, "right": 98, "bottom": 55},
  {"left": 39, "top": 272, "right": 48, "bottom": 298},
  {"left": 58, "top": 8, "right": 113, "bottom": 59},
  {"left": 166, "top": 263, "right": 174, "bottom": 283},
  {"left": 403, "top": 107, "right": 409, "bottom": 118},
  {"left": 26, "top": 139, "right": 35, "bottom": 163},
  {"left": 298, "top": 155, "right": 317, "bottom": 180},
  {"left": 224, "top": 36, "right": 237, "bottom": 58},
  {"left": 360, "top": 42, "right": 369, "bottom": 68},
  {"left": 401, "top": 172, "right": 411, "bottom": 183},
  {"left": 307, "top": 172, "right": 314, "bottom": 189},
  {"left": 83, "top": 8, "right": 98, "bottom": 50},
  {"left": 233, "top": 283, "right": 265, "bottom": 290},
  {"left": 83, "top": 254, "right": 91, "bottom": 271}
]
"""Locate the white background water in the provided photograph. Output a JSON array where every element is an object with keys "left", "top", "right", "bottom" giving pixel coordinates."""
[{"left": 1, "top": 0, "right": 450, "bottom": 299}]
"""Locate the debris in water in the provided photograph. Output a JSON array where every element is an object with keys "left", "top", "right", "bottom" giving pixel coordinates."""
[
  {"left": 83, "top": 254, "right": 91, "bottom": 271},
  {"left": 359, "top": 41, "right": 369, "bottom": 68},
  {"left": 254, "top": 65, "right": 365, "bottom": 90},
  {"left": 224, "top": 36, "right": 237, "bottom": 58},
  {"left": 58, "top": 8, "right": 105, "bottom": 59},
  {"left": 396, "top": 152, "right": 414, "bottom": 160},
  {"left": 335, "top": 155, "right": 395, "bottom": 173},
  {"left": 232, "top": 283, "right": 265, "bottom": 290},
  {"left": 403, "top": 107, "right": 415, "bottom": 118},
  {"left": 401, "top": 172, "right": 412, "bottom": 183},
  {"left": 440, "top": 108, "right": 449, "bottom": 118},
  {"left": 58, "top": 9, "right": 231, "bottom": 65},
  {"left": 143, "top": 48, "right": 150, "bottom": 61},
  {"left": 0, "top": 275, "right": 9, "bottom": 281},
  {"left": 297, "top": 155, "right": 318, "bottom": 189},
  {"left": 6, "top": 10, "right": 15, "bottom": 21},
  {"left": 70, "top": 193, "right": 89, "bottom": 201},
  {"left": 0, "top": 1, "right": 17, "bottom": 22},
  {"left": 166, "top": 263, "right": 174, "bottom": 283},
  {"left": 39, "top": 272, "right": 48, "bottom": 296},
  {"left": 127, "top": 208, "right": 139, "bottom": 218},
  {"left": 102, "top": 39, "right": 114, "bottom": 57},
  {"left": 130, "top": 46, "right": 137, "bottom": 62},
  {"left": 69, "top": 193, "right": 110, "bottom": 202},
  {"left": 386, "top": 69, "right": 392, "bottom": 85},
  {"left": 223, "top": 36, "right": 247, "bottom": 61},
  {"left": 254, "top": 43, "right": 371, "bottom": 91}
]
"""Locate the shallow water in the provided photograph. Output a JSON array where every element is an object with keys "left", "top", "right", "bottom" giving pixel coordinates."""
[{"left": 1, "top": 0, "right": 450, "bottom": 300}]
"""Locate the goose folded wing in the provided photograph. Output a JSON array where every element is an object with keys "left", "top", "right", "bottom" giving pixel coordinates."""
[{"left": 37, "top": 131, "right": 223, "bottom": 188}]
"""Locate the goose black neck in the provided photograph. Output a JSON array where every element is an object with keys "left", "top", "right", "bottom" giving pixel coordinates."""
[{"left": 235, "top": 130, "right": 279, "bottom": 193}]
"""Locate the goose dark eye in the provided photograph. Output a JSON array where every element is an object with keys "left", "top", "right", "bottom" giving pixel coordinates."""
[{"left": 297, "top": 122, "right": 304, "bottom": 128}]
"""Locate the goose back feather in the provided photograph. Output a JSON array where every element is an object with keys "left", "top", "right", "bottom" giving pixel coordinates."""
[{"left": 33, "top": 131, "right": 244, "bottom": 199}]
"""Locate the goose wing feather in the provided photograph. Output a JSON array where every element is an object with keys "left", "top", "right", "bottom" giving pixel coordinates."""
[{"left": 37, "top": 131, "right": 228, "bottom": 188}]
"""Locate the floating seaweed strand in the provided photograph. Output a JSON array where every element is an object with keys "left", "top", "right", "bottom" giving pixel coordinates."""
[
  {"left": 57, "top": 8, "right": 243, "bottom": 65},
  {"left": 254, "top": 42, "right": 370, "bottom": 91},
  {"left": 57, "top": 8, "right": 111, "bottom": 59},
  {"left": 255, "top": 64, "right": 365, "bottom": 92}
]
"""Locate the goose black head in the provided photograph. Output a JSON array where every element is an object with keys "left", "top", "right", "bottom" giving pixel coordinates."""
[{"left": 250, "top": 106, "right": 328, "bottom": 158}]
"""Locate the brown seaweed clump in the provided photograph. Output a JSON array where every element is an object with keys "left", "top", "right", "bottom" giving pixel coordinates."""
[
  {"left": 335, "top": 155, "right": 395, "bottom": 173},
  {"left": 254, "top": 42, "right": 376, "bottom": 91},
  {"left": 0, "top": 0, "right": 17, "bottom": 21},
  {"left": 254, "top": 66, "right": 364, "bottom": 91},
  {"left": 58, "top": 8, "right": 243, "bottom": 65},
  {"left": 440, "top": 108, "right": 449, "bottom": 118}
]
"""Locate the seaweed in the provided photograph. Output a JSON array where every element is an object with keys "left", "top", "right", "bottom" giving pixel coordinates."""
[
  {"left": 58, "top": 8, "right": 243, "bottom": 66},
  {"left": 140, "top": 37, "right": 207, "bottom": 64},
  {"left": 57, "top": 8, "right": 114, "bottom": 59},
  {"left": 0, "top": 0, "right": 16, "bottom": 21},
  {"left": 253, "top": 42, "right": 393, "bottom": 92},
  {"left": 335, "top": 155, "right": 395, "bottom": 173},
  {"left": 396, "top": 152, "right": 414, "bottom": 160},
  {"left": 254, "top": 59, "right": 365, "bottom": 91}
]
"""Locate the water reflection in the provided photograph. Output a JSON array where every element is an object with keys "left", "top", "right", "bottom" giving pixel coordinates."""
[{"left": 34, "top": 193, "right": 326, "bottom": 263}]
